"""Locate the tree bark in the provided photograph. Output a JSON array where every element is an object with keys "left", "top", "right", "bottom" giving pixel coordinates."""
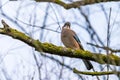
[
  {"left": 35, "top": 0, "right": 119, "bottom": 9},
  {"left": 1, "top": 20, "right": 120, "bottom": 66}
]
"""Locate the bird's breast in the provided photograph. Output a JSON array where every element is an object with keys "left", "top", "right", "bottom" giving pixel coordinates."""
[{"left": 61, "top": 30, "right": 79, "bottom": 49}]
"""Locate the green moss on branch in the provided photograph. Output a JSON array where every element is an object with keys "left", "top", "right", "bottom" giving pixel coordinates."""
[
  {"left": 34, "top": 0, "right": 119, "bottom": 9},
  {"left": 1, "top": 20, "right": 120, "bottom": 66}
]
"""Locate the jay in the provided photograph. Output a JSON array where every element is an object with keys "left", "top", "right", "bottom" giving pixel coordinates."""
[{"left": 61, "top": 22, "right": 93, "bottom": 70}]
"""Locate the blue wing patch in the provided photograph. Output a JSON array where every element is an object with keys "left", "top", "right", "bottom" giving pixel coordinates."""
[
  {"left": 73, "top": 34, "right": 84, "bottom": 50},
  {"left": 73, "top": 34, "right": 81, "bottom": 43}
]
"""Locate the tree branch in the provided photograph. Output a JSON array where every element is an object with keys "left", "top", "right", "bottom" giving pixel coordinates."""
[
  {"left": 1, "top": 20, "right": 120, "bottom": 66},
  {"left": 73, "top": 68, "right": 120, "bottom": 76},
  {"left": 9, "top": 0, "right": 120, "bottom": 9},
  {"left": 35, "top": 0, "right": 119, "bottom": 9},
  {"left": 87, "top": 42, "right": 120, "bottom": 53}
]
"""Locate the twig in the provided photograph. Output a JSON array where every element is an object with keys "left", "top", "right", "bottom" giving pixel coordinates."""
[{"left": 87, "top": 42, "right": 120, "bottom": 53}]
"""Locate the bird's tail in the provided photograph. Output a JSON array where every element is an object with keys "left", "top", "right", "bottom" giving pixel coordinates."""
[{"left": 83, "top": 59, "right": 93, "bottom": 70}]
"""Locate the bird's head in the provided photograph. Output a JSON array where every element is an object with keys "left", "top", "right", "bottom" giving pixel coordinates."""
[{"left": 62, "top": 22, "right": 71, "bottom": 29}]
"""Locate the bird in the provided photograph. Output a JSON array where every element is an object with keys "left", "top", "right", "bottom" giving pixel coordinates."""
[{"left": 61, "top": 22, "right": 93, "bottom": 70}]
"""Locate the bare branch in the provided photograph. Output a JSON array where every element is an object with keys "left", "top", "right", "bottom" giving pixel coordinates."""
[{"left": 87, "top": 42, "right": 120, "bottom": 53}]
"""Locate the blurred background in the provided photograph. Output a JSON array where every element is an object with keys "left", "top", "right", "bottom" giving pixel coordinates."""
[{"left": 0, "top": 0, "right": 120, "bottom": 80}]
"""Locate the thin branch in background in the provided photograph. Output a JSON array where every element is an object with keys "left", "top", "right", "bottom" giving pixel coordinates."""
[
  {"left": 87, "top": 43, "right": 120, "bottom": 53},
  {"left": 54, "top": 7, "right": 66, "bottom": 27},
  {"left": 78, "top": 7, "right": 100, "bottom": 80},
  {"left": 100, "top": 5, "right": 114, "bottom": 80},
  {"left": 28, "top": 3, "right": 37, "bottom": 36},
  {"left": 1, "top": 11, "right": 28, "bottom": 34},
  {"left": 49, "top": 4, "right": 61, "bottom": 31},
  {"left": 1, "top": 2, "right": 61, "bottom": 34},
  {"left": 39, "top": 3, "right": 50, "bottom": 41},
  {"left": 37, "top": 3, "right": 62, "bottom": 24},
  {"left": 30, "top": 3, "right": 43, "bottom": 80},
  {"left": 15, "top": 18, "right": 61, "bottom": 33},
  {"left": 0, "top": 1, "right": 29, "bottom": 33},
  {"left": 109, "top": 6, "right": 120, "bottom": 38},
  {"left": 58, "top": 57, "right": 64, "bottom": 80},
  {"left": 15, "top": 1, "right": 24, "bottom": 24},
  {"left": 0, "top": 67, "right": 12, "bottom": 80},
  {"left": 33, "top": 52, "right": 43, "bottom": 80},
  {"left": 78, "top": 8, "right": 96, "bottom": 52},
  {"left": 107, "top": 8, "right": 112, "bottom": 53},
  {"left": 106, "top": 7, "right": 112, "bottom": 80},
  {"left": 100, "top": 4, "right": 109, "bottom": 22},
  {"left": 78, "top": 7, "right": 105, "bottom": 47},
  {"left": 0, "top": 0, "right": 9, "bottom": 9},
  {"left": 41, "top": 54, "right": 84, "bottom": 80}
]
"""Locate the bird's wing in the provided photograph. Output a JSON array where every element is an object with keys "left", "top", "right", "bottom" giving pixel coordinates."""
[{"left": 73, "top": 33, "right": 84, "bottom": 50}]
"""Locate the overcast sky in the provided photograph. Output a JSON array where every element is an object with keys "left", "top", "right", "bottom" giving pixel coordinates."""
[{"left": 0, "top": 0, "right": 120, "bottom": 80}]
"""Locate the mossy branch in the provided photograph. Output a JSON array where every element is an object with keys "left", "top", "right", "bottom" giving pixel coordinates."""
[
  {"left": 35, "top": 0, "right": 119, "bottom": 9},
  {"left": 1, "top": 20, "right": 120, "bottom": 66},
  {"left": 73, "top": 68, "right": 120, "bottom": 76}
]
